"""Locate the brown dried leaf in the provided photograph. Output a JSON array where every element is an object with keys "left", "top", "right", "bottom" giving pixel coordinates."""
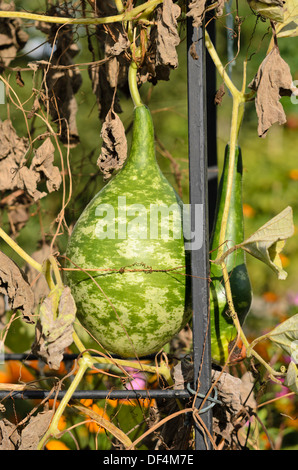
[
  {"left": 249, "top": 47, "right": 297, "bottom": 137},
  {"left": 24, "top": 244, "right": 52, "bottom": 310},
  {"left": 0, "top": 418, "right": 20, "bottom": 450},
  {"left": 0, "top": 122, "right": 61, "bottom": 201},
  {"left": 216, "top": 0, "right": 229, "bottom": 16},
  {"left": 89, "top": 63, "right": 123, "bottom": 121},
  {"left": 0, "top": 120, "right": 29, "bottom": 192},
  {"left": 187, "top": 0, "right": 227, "bottom": 28},
  {"left": 30, "top": 138, "right": 62, "bottom": 195},
  {"left": 156, "top": 0, "right": 181, "bottom": 69},
  {"left": 0, "top": 251, "right": 35, "bottom": 323},
  {"left": 18, "top": 410, "right": 53, "bottom": 450},
  {"left": 186, "top": 0, "right": 207, "bottom": 29},
  {"left": 32, "top": 286, "right": 76, "bottom": 370},
  {"left": 212, "top": 370, "right": 256, "bottom": 446},
  {"left": 97, "top": 108, "right": 127, "bottom": 180},
  {"left": 0, "top": 1, "right": 29, "bottom": 72}
]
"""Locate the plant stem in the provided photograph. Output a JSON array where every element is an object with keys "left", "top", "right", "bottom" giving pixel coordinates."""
[
  {"left": 204, "top": 29, "right": 241, "bottom": 99},
  {"left": 128, "top": 61, "right": 143, "bottom": 108},
  {"left": 0, "top": 226, "right": 43, "bottom": 273},
  {"left": 37, "top": 354, "right": 93, "bottom": 450},
  {"left": 0, "top": 0, "right": 163, "bottom": 25}
]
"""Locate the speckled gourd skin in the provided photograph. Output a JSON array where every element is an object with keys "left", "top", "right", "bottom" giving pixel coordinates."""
[
  {"left": 65, "top": 105, "right": 191, "bottom": 357},
  {"left": 210, "top": 145, "right": 252, "bottom": 364}
]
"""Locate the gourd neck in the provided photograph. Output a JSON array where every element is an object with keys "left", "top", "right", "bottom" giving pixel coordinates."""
[{"left": 124, "top": 105, "right": 157, "bottom": 171}]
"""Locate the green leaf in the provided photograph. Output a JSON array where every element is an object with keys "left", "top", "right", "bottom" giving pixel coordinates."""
[
  {"left": 240, "top": 206, "right": 294, "bottom": 279},
  {"left": 276, "top": 0, "right": 298, "bottom": 38},
  {"left": 247, "top": 0, "right": 285, "bottom": 22},
  {"left": 266, "top": 313, "right": 298, "bottom": 358},
  {"left": 284, "top": 361, "right": 298, "bottom": 394}
]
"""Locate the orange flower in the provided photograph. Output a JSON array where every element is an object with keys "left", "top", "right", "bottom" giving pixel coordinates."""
[
  {"left": 46, "top": 440, "right": 70, "bottom": 450},
  {"left": 262, "top": 291, "right": 279, "bottom": 303},
  {"left": 243, "top": 203, "right": 256, "bottom": 218},
  {"left": 0, "top": 365, "right": 12, "bottom": 383},
  {"left": 80, "top": 399, "right": 110, "bottom": 434},
  {"left": 6, "top": 361, "right": 36, "bottom": 383},
  {"left": 289, "top": 169, "right": 298, "bottom": 180}
]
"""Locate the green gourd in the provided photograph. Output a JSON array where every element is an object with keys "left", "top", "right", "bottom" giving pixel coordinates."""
[
  {"left": 210, "top": 144, "right": 252, "bottom": 365},
  {"left": 65, "top": 105, "right": 191, "bottom": 358}
]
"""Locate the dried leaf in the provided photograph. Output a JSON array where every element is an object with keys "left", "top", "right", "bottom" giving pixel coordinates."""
[
  {"left": 240, "top": 206, "right": 294, "bottom": 279},
  {"left": 29, "top": 138, "right": 62, "bottom": 196},
  {"left": 0, "top": 1, "right": 29, "bottom": 72},
  {"left": 24, "top": 244, "right": 52, "bottom": 310},
  {"left": 18, "top": 411, "right": 53, "bottom": 450},
  {"left": 212, "top": 370, "right": 256, "bottom": 446},
  {"left": 0, "top": 120, "right": 29, "bottom": 192},
  {"left": 249, "top": 47, "right": 298, "bottom": 137},
  {"left": 32, "top": 286, "right": 76, "bottom": 369},
  {"left": 187, "top": 0, "right": 207, "bottom": 29},
  {"left": 155, "top": 0, "right": 181, "bottom": 69},
  {"left": 0, "top": 251, "right": 35, "bottom": 323},
  {"left": 97, "top": 109, "right": 127, "bottom": 180},
  {"left": 266, "top": 314, "right": 298, "bottom": 358},
  {"left": 284, "top": 361, "right": 298, "bottom": 394},
  {"left": 0, "top": 418, "right": 20, "bottom": 450},
  {"left": 0, "top": 122, "right": 61, "bottom": 201},
  {"left": 216, "top": 0, "right": 229, "bottom": 16},
  {"left": 89, "top": 63, "right": 122, "bottom": 121},
  {"left": 277, "top": 0, "right": 298, "bottom": 38}
]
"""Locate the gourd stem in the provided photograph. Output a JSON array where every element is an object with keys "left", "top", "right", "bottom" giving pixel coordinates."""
[
  {"left": 128, "top": 61, "right": 143, "bottom": 108},
  {"left": 0, "top": 226, "right": 43, "bottom": 273},
  {"left": 0, "top": 0, "right": 164, "bottom": 25}
]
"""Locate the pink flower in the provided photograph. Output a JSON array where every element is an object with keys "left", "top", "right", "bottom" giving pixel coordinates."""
[{"left": 124, "top": 366, "right": 147, "bottom": 391}]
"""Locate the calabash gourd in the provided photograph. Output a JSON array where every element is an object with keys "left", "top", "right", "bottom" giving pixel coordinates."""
[
  {"left": 210, "top": 145, "right": 252, "bottom": 364},
  {"left": 65, "top": 105, "right": 191, "bottom": 358}
]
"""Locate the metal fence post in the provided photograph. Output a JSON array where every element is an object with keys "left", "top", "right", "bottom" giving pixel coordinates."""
[{"left": 187, "top": 19, "right": 213, "bottom": 450}]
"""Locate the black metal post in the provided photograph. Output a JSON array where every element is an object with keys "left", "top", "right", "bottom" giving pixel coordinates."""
[{"left": 187, "top": 20, "right": 213, "bottom": 450}]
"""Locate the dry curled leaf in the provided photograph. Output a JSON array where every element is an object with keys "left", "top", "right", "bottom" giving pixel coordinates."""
[
  {"left": 0, "top": 1, "right": 29, "bottom": 72},
  {"left": 155, "top": 0, "right": 181, "bottom": 69},
  {"left": 249, "top": 47, "right": 298, "bottom": 137},
  {"left": 97, "top": 108, "right": 127, "bottom": 180},
  {"left": 0, "top": 418, "right": 20, "bottom": 450},
  {"left": 187, "top": 0, "right": 207, "bottom": 29},
  {"left": 0, "top": 120, "right": 29, "bottom": 193},
  {"left": 0, "top": 410, "right": 53, "bottom": 450},
  {"left": 18, "top": 410, "right": 53, "bottom": 450},
  {"left": 32, "top": 285, "right": 76, "bottom": 370},
  {"left": 0, "top": 122, "right": 61, "bottom": 201},
  {"left": 29, "top": 138, "right": 62, "bottom": 197},
  {"left": 0, "top": 251, "right": 35, "bottom": 323}
]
